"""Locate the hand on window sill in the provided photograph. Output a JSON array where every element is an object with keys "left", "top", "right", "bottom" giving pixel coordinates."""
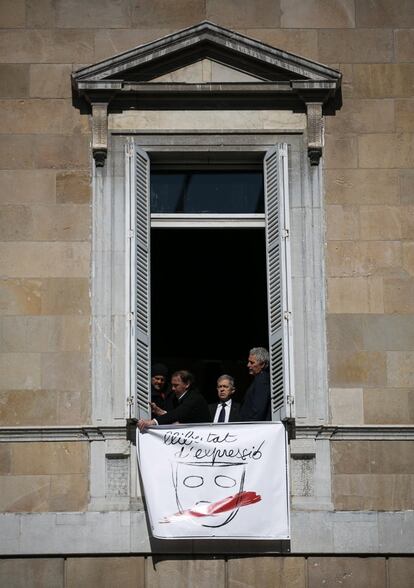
[
  {"left": 137, "top": 418, "right": 156, "bottom": 431},
  {"left": 150, "top": 402, "right": 167, "bottom": 417}
]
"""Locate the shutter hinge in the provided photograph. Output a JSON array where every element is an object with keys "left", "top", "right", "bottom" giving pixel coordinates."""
[
  {"left": 287, "top": 395, "right": 294, "bottom": 405},
  {"left": 284, "top": 311, "right": 291, "bottom": 321},
  {"left": 127, "top": 312, "right": 133, "bottom": 321},
  {"left": 282, "top": 228, "right": 289, "bottom": 238},
  {"left": 126, "top": 396, "right": 134, "bottom": 406},
  {"left": 127, "top": 229, "right": 134, "bottom": 238}
]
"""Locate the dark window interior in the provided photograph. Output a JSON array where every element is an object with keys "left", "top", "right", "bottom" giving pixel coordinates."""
[
  {"left": 151, "top": 170, "right": 264, "bottom": 213},
  {"left": 151, "top": 228, "right": 268, "bottom": 403}
]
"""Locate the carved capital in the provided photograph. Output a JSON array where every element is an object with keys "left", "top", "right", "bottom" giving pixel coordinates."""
[
  {"left": 92, "top": 102, "right": 108, "bottom": 167},
  {"left": 306, "top": 102, "right": 323, "bottom": 166}
]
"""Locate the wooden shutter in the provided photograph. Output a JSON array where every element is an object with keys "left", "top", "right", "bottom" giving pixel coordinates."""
[
  {"left": 126, "top": 141, "right": 151, "bottom": 419},
  {"left": 264, "top": 144, "right": 294, "bottom": 421}
]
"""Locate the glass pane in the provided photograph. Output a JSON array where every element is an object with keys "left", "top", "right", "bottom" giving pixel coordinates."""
[{"left": 151, "top": 171, "right": 264, "bottom": 213}]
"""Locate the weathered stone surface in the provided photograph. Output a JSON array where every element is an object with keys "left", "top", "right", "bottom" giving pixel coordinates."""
[
  {"left": 49, "top": 474, "right": 89, "bottom": 511},
  {"left": 325, "top": 99, "right": 394, "bottom": 134},
  {"left": 281, "top": 0, "right": 355, "bottom": 28},
  {"left": 329, "top": 388, "right": 364, "bottom": 424},
  {"left": 401, "top": 206, "right": 414, "bottom": 239},
  {"left": 0, "top": 205, "right": 33, "bottom": 241},
  {"left": 131, "top": 0, "right": 205, "bottom": 28},
  {"left": 0, "top": 65, "right": 29, "bottom": 97},
  {"left": 207, "top": 0, "right": 280, "bottom": 27},
  {"left": 0, "top": 243, "right": 90, "bottom": 278},
  {"left": 0, "top": 558, "right": 64, "bottom": 588},
  {"left": 0, "top": 316, "right": 89, "bottom": 353},
  {"left": 327, "top": 314, "right": 363, "bottom": 352},
  {"left": 308, "top": 557, "right": 386, "bottom": 588},
  {"left": 327, "top": 241, "right": 402, "bottom": 277},
  {"left": 396, "top": 100, "right": 414, "bottom": 132},
  {"left": 0, "top": 390, "right": 58, "bottom": 426},
  {"left": 364, "top": 389, "right": 414, "bottom": 424},
  {"left": 0, "top": 136, "right": 34, "bottom": 169},
  {"left": 359, "top": 206, "right": 401, "bottom": 241},
  {"left": 324, "top": 135, "right": 358, "bottom": 169},
  {"left": 228, "top": 556, "right": 305, "bottom": 588},
  {"left": 362, "top": 315, "right": 414, "bottom": 351},
  {"left": 0, "top": 445, "right": 11, "bottom": 475},
  {"left": 30, "top": 65, "right": 73, "bottom": 98},
  {"left": 359, "top": 133, "right": 414, "bottom": 169},
  {"left": 325, "top": 169, "right": 399, "bottom": 205},
  {"left": 0, "top": 170, "right": 56, "bottom": 204},
  {"left": 66, "top": 557, "right": 145, "bottom": 588},
  {"left": 94, "top": 29, "right": 174, "bottom": 61},
  {"left": 333, "top": 473, "right": 414, "bottom": 510},
  {"left": 400, "top": 170, "right": 414, "bottom": 204},
  {"left": 39, "top": 278, "right": 90, "bottom": 315},
  {"left": 0, "top": 475, "right": 52, "bottom": 512},
  {"left": 55, "top": 0, "right": 133, "bottom": 28},
  {"left": 146, "top": 558, "right": 226, "bottom": 588},
  {"left": 387, "top": 351, "right": 414, "bottom": 387},
  {"left": 327, "top": 277, "right": 384, "bottom": 313},
  {"left": 41, "top": 351, "right": 89, "bottom": 391},
  {"left": 0, "top": 100, "right": 85, "bottom": 135},
  {"left": 0, "top": 30, "right": 94, "bottom": 63},
  {"left": 57, "top": 390, "right": 90, "bottom": 425},
  {"left": 56, "top": 171, "right": 91, "bottom": 204},
  {"left": 243, "top": 29, "right": 318, "bottom": 61},
  {"left": 10, "top": 442, "right": 88, "bottom": 475},
  {"left": 389, "top": 558, "right": 414, "bottom": 588},
  {"left": 328, "top": 350, "right": 386, "bottom": 387},
  {"left": 33, "top": 135, "right": 89, "bottom": 169},
  {"left": 396, "top": 30, "right": 414, "bottom": 62},
  {"left": 332, "top": 441, "right": 414, "bottom": 474},
  {"left": 0, "top": 279, "right": 41, "bottom": 316},
  {"left": 384, "top": 278, "right": 414, "bottom": 313},
  {"left": 353, "top": 64, "right": 414, "bottom": 98},
  {"left": 0, "top": 0, "right": 25, "bottom": 27},
  {"left": 319, "top": 29, "right": 393, "bottom": 63},
  {"left": 326, "top": 205, "right": 360, "bottom": 241},
  {"left": 403, "top": 242, "right": 414, "bottom": 276},
  {"left": 0, "top": 353, "right": 41, "bottom": 390},
  {"left": 356, "top": 0, "right": 414, "bottom": 27},
  {"left": 26, "top": 0, "right": 56, "bottom": 28},
  {"left": 30, "top": 204, "right": 90, "bottom": 241}
]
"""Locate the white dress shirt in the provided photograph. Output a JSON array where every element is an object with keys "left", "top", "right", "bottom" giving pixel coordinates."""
[{"left": 213, "top": 399, "right": 232, "bottom": 423}]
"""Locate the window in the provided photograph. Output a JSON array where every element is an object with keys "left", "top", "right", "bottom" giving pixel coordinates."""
[{"left": 126, "top": 141, "right": 294, "bottom": 422}]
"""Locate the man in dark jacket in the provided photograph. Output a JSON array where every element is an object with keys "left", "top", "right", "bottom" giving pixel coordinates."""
[
  {"left": 209, "top": 374, "right": 240, "bottom": 423},
  {"left": 239, "top": 347, "right": 271, "bottom": 421},
  {"left": 138, "top": 370, "right": 211, "bottom": 430}
]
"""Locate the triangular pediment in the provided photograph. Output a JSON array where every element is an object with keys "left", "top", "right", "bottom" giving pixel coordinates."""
[{"left": 73, "top": 21, "right": 341, "bottom": 89}]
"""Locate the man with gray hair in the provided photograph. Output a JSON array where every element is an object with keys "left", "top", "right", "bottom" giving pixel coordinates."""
[
  {"left": 239, "top": 347, "right": 271, "bottom": 421},
  {"left": 209, "top": 374, "right": 240, "bottom": 423}
]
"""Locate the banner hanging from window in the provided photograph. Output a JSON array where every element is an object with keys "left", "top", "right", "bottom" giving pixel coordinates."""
[{"left": 136, "top": 422, "right": 290, "bottom": 540}]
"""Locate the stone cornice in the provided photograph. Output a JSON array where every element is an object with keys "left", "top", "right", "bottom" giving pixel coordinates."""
[{"left": 1, "top": 424, "right": 413, "bottom": 443}]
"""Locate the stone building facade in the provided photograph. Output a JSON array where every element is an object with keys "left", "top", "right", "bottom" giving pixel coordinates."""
[{"left": 0, "top": 1, "right": 413, "bottom": 586}]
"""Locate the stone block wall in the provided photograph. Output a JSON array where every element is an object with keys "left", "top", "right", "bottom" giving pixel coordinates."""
[{"left": 0, "top": 555, "right": 414, "bottom": 588}]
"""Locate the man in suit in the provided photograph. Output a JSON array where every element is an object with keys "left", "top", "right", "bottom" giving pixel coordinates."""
[
  {"left": 138, "top": 370, "right": 211, "bottom": 430},
  {"left": 209, "top": 374, "right": 240, "bottom": 423},
  {"left": 239, "top": 347, "right": 271, "bottom": 421}
]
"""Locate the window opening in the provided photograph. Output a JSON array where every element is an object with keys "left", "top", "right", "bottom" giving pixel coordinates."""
[{"left": 151, "top": 227, "right": 268, "bottom": 404}]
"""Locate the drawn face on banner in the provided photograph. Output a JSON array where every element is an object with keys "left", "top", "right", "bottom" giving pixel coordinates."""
[{"left": 172, "top": 462, "right": 246, "bottom": 528}]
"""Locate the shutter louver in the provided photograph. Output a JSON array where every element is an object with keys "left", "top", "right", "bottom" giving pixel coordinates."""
[
  {"left": 264, "top": 145, "right": 294, "bottom": 421},
  {"left": 128, "top": 143, "right": 151, "bottom": 419}
]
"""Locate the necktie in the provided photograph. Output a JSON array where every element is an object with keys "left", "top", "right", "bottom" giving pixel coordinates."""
[{"left": 218, "top": 402, "right": 227, "bottom": 423}]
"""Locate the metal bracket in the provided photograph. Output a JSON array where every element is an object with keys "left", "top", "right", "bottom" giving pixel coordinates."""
[
  {"left": 92, "top": 102, "right": 108, "bottom": 167},
  {"left": 306, "top": 102, "right": 323, "bottom": 166}
]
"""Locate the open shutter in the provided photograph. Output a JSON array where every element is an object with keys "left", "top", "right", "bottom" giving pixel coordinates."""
[
  {"left": 264, "top": 144, "right": 294, "bottom": 421},
  {"left": 126, "top": 141, "right": 151, "bottom": 419}
]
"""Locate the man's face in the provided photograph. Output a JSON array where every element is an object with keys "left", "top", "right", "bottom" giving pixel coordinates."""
[
  {"left": 247, "top": 354, "right": 265, "bottom": 376},
  {"left": 171, "top": 375, "right": 189, "bottom": 398},
  {"left": 152, "top": 375, "right": 166, "bottom": 391},
  {"left": 217, "top": 379, "right": 234, "bottom": 401}
]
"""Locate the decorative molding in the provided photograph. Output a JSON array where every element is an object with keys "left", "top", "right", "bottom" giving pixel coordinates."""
[
  {"left": 1, "top": 424, "right": 414, "bottom": 443},
  {"left": 92, "top": 102, "right": 108, "bottom": 166},
  {"left": 306, "top": 102, "right": 323, "bottom": 165}
]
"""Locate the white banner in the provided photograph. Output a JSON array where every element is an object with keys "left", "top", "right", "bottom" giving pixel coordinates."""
[{"left": 137, "top": 422, "right": 290, "bottom": 539}]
